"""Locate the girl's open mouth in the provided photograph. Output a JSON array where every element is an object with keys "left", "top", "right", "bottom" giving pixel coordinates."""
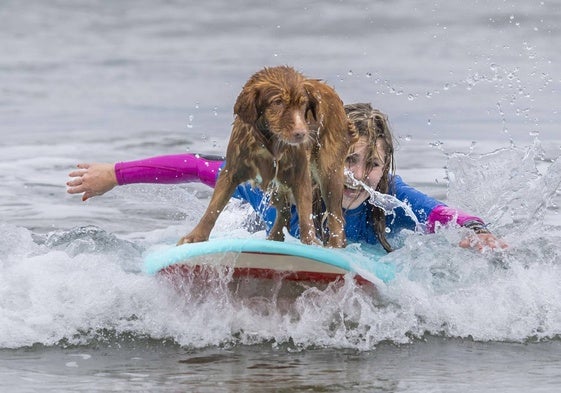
[{"left": 344, "top": 182, "right": 363, "bottom": 191}]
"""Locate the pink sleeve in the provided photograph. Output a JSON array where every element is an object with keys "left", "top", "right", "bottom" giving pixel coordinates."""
[
  {"left": 114, "top": 154, "right": 223, "bottom": 188},
  {"left": 426, "top": 205, "right": 485, "bottom": 233}
]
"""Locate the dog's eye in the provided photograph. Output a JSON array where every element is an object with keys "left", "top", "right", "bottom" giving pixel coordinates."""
[{"left": 271, "top": 98, "right": 283, "bottom": 107}]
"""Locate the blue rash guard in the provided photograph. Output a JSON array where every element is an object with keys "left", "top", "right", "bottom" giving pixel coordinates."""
[
  {"left": 231, "top": 175, "right": 443, "bottom": 247},
  {"left": 113, "top": 154, "right": 484, "bottom": 248}
]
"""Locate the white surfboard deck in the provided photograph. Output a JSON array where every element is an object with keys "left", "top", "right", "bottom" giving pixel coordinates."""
[{"left": 144, "top": 238, "right": 395, "bottom": 284}]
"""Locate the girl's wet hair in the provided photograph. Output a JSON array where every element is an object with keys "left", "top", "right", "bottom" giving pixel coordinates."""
[
  {"left": 344, "top": 103, "right": 395, "bottom": 180},
  {"left": 344, "top": 103, "right": 396, "bottom": 252}
]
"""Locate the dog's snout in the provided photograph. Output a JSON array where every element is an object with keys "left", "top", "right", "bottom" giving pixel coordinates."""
[
  {"left": 294, "top": 111, "right": 307, "bottom": 127},
  {"left": 290, "top": 111, "right": 308, "bottom": 143},
  {"left": 292, "top": 130, "right": 306, "bottom": 143}
]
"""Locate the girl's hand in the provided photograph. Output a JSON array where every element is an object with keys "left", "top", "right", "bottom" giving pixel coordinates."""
[
  {"left": 459, "top": 232, "right": 508, "bottom": 251},
  {"left": 66, "top": 163, "right": 118, "bottom": 201}
]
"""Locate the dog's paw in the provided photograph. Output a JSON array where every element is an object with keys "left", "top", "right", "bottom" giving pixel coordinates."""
[
  {"left": 267, "top": 232, "right": 285, "bottom": 242},
  {"left": 177, "top": 233, "right": 209, "bottom": 246},
  {"left": 300, "top": 234, "right": 323, "bottom": 246},
  {"left": 326, "top": 236, "right": 346, "bottom": 248}
]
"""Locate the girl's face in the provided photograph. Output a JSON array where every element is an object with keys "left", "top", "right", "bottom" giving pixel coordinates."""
[{"left": 342, "top": 136, "right": 386, "bottom": 210}]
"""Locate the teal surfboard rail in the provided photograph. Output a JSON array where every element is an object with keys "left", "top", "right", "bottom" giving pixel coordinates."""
[{"left": 144, "top": 238, "right": 396, "bottom": 283}]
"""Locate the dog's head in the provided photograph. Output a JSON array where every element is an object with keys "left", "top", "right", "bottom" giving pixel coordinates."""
[{"left": 234, "top": 66, "right": 319, "bottom": 146}]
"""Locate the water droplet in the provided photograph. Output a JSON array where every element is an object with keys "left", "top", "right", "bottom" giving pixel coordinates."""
[
  {"left": 365, "top": 72, "right": 372, "bottom": 78},
  {"left": 429, "top": 140, "right": 443, "bottom": 148},
  {"left": 405, "top": 135, "right": 412, "bottom": 141},
  {"left": 408, "top": 94, "right": 415, "bottom": 101},
  {"left": 348, "top": 70, "right": 353, "bottom": 76}
]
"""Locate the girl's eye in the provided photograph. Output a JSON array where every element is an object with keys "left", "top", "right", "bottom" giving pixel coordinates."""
[
  {"left": 346, "top": 155, "right": 359, "bottom": 165},
  {"left": 366, "top": 158, "right": 382, "bottom": 168}
]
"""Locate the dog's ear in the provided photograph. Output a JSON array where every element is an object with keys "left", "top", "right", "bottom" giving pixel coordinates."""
[
  {"left": 234, "top": 86, "right": 260, "bottom": 124},
  {"left": 303, "top": 81, "right": 320, "bottom": 121}
]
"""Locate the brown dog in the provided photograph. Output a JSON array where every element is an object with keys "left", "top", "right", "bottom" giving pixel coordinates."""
[{"left": 178, "top": 66, "right": 357, "bottom": 247}]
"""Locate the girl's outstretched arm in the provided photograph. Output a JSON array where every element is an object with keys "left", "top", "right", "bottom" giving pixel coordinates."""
[
  {"left": 392, "top": 175, "right": 507, "bottom": 250},
  {"left": 427, "top": 205, "right": 507, "bottom": 250},
  {"left": 66, "top": 154, "right": 224, "bottom": 201}
]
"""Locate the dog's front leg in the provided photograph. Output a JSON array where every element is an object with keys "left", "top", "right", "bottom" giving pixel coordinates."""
[
  {"left": 177, "top": 167, "right": 241, "bottom": 245},
  {"left": 319, "top": 167, "right": 347, "bottom": 248},
  {"left": 268, "top": 189, "right": 290, "bottom": 242},
  {"left": 291, "top": 164, "right": 317, "bottom": 245}
]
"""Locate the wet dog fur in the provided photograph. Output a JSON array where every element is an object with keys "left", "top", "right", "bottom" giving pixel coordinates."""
[{"left": 178, "top": 66, "right": 357, "bottom": 247}]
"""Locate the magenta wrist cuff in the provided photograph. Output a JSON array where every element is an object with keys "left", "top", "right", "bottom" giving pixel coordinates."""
[{"left": 426, "top": 205, "right": 485, "bottom": 233}]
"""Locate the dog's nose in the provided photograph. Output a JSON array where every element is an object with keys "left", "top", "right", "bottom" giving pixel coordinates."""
[{"left": 292, "top": 129, "right": 306, "bottom": 141}]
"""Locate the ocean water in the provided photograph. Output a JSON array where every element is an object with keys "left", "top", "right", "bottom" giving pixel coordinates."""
[{"left": 1, "top": 0, "right": 561, "bottom": 391}]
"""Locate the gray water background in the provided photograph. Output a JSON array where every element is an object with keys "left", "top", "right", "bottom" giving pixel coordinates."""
[{"left": 1, "top": 0, "right": 561, "bottom": 391}]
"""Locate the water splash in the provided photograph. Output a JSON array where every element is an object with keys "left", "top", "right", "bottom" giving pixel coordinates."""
[
  {"left": 2, "top": 142, "right": 561, "bottom": 350},
  {"left": 344, "top": 168, "right": 421, "bottom": 231},
  {"left": 445, "top": 139, "right": 561, "bottom": 229}
]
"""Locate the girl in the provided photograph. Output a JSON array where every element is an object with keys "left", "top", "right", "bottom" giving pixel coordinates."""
[{"left": 67, "top": 103, "right": 505, "bottom": 251}]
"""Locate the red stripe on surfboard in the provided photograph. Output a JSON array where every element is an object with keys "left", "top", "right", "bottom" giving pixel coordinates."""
[{"left": 159, "top": 264, "right": 371, "bottom": 285}]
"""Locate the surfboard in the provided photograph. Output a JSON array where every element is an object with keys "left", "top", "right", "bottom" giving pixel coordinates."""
[{"left": 144, "top": 238, "right": 396, "bottom": 285}]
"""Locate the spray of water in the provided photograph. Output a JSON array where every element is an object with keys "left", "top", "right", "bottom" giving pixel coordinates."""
[{"left": 344, "top": 168, "right": 422, "bottom": 231}]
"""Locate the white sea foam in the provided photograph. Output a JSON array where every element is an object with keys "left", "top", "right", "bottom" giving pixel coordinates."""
[{"left": 1, "top": 142, "right": 560, "bottom": 350}]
